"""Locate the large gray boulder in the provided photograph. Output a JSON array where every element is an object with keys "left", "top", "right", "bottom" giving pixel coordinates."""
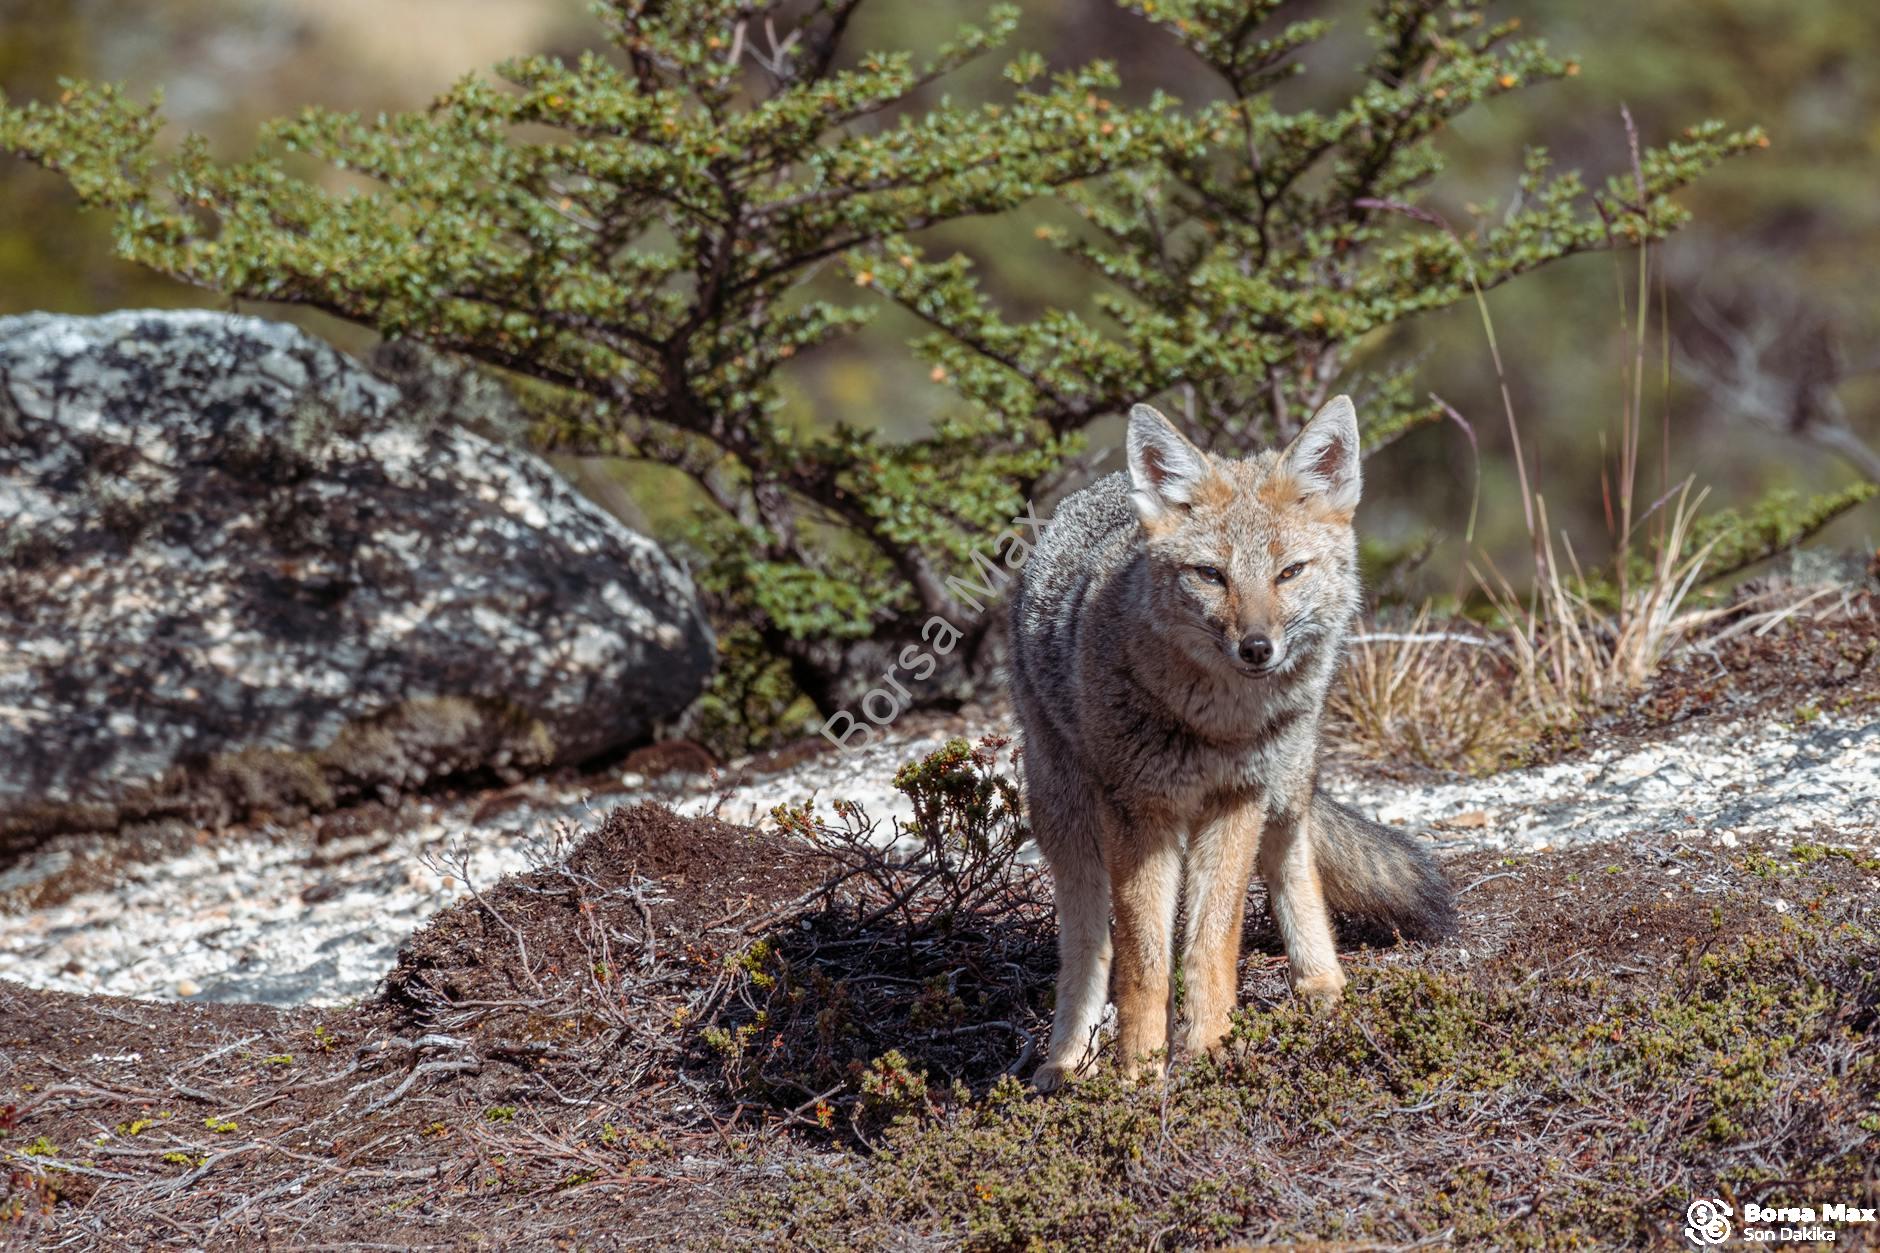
[{"left": 0, "top": 310, "right": 714, "bottom": 845}]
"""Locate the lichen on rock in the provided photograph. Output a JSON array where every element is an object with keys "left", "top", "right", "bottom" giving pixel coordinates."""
[{"left": 0, "top": 309, "right": 714, "bottom": 846}]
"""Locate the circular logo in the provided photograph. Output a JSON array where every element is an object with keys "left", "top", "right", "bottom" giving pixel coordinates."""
[{"left": 1685, "top": 1199, "right": 1732, "bottom": 1246}]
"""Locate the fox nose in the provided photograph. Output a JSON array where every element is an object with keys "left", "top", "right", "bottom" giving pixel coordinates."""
[{"left": 1237, "top": 633, "right": 1274, "bottom": 668}]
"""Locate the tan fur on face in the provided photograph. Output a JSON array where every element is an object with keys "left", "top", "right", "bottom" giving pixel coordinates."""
[
  {"left": 1254, "top": 470, "right": 1301, "bottom": 510},
  {"left": 1187, "top": 471, "right": 1239, "bottom": 511},
  {"left": 1137, "top": 449, "right": 1361, "bottom": 672},
  {"left": 1257, "top": 473, "right": 1355, "bottom": 526},
  {"left": 1137, "top": 511, "right": 1180, "bottom": 540}
]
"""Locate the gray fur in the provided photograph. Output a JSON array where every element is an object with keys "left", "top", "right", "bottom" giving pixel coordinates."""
[
  {"left": 1010, "top": 401, "right": 1455, "bottom": 1084},
  {"left": 1312, "top": 798, "right": 1459, "bottom": 940}
]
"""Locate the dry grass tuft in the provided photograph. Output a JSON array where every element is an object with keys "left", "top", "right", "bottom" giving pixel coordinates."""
[
  {"left": 1474, "top": 480, "right": 1720, "bottom": 732},
  {"left": 1341, "top": 224, "right": 1743, "bottom": 773},
  {"left": 1330, "top": 611, "right": 1544, "bottom": 774}
]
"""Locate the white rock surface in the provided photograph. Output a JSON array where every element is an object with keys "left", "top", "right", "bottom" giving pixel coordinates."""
[
  {"left": 0, "top": 705, "right": 1875, "bottom": 1007},
  {"left": 1335, "top": 712, "right": 1879, "bottom": 853}
]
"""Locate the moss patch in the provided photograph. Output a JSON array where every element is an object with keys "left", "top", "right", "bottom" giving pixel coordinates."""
[
  {"left": 738, "top": 842, "right": 1880, "bottom": 1250},
  {"left": 3, "top": 807, "right": 1875, "bottom": 1247}
]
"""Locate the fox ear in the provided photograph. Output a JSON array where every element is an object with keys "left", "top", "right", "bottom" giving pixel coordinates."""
[
  {"left": 1127, "top": 403, "right": 1210, "bottom": 522},
  {"left": 1281, "top": 395, "right": 1362, "bottom": 512}
]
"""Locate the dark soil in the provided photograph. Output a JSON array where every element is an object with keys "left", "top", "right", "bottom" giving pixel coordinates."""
[{"left": 4, "top": 792, "right": 1876, "bottom": 1247}]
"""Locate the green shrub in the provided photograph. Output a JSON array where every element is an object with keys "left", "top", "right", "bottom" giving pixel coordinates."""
[{"left": 0, "top": 0, "right": 1758, "bottom": 711}]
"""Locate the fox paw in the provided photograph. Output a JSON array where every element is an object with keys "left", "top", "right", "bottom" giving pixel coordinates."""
[
  {"left": 1211, "top": 1033, "right": 1256, "bottom": 1064},
  {"left": 1292, "top": 970, "right": 1347, "bottom": 1008},
  {"left": 1032, "top": 1054, "right": 1097, "bottom": 1093},
  {"left": 1176, "top": 1018, "right": 1234, "bottom": 1061},
  {"left": 1118, "top": 1053, "right": 1169, "bottom": 1085},
  {"left": 1185, "top": 1033, "right": 1250, "bottom": 1067},
  {"left": 1031, "top": 1061, "right": 1074, "bottom": 1093}
]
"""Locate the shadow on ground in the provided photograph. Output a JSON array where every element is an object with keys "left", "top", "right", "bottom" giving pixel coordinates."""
[{"left": 3, "top": 789, "right": 1877, "bottom": 1246}]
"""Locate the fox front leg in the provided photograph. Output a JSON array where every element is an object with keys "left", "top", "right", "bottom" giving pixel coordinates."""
[
  {"left": 1026, "top": 750, "right": 1114, "bottom": 1094},
  {"left": 1106, "top": 817, "right": 1183, "bottom": 1081},
  {"left": 1034, "top": 850, "right": 1113, "bottom": 1093},
  {"left": 1177, "top": 795, "right": 1264, "bottom": 1058}
]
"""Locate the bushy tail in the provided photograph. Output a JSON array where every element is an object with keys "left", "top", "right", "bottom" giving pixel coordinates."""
[{"left": 1308, "top": 794, "right": 1458, "bottom": 941}]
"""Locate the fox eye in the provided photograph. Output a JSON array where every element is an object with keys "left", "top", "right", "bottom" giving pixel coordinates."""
[
  {"left": 1276, "top": 561, "right": 1307, "bottom": 583},
  {"left": 1191, "top": 565, "right": 1226, "bottom": 586}
]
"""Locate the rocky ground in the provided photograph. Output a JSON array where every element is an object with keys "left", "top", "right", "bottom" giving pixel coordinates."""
[
  {"left": 0, "top": 606, "right": 1875, "bottom": 1246},
  {"left": 2, "top": 611, "right": 1878, "bottom": 1008}
]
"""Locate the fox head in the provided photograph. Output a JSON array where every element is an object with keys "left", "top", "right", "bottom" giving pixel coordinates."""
[{"left": 1125, "top": 396, "right": 1363, "bottom": 682}]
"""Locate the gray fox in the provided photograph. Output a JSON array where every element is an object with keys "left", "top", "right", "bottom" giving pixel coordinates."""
[{"left": 1008, "top": 396, "right": 1456, "bottom": 1090}]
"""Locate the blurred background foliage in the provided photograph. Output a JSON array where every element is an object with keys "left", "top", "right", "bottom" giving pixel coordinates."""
[{"left": 3, "top": 0, "right": 1877, "bottom": 749}]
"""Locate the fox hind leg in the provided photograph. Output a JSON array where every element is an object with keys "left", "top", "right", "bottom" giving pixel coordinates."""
[{"left": 1258, "top": 806, "right": 1347, "bottom": 1005}]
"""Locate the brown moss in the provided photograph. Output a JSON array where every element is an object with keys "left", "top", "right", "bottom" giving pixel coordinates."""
[{"left": 2, "top": 814, "right": 1876, "bottom": 1247}]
